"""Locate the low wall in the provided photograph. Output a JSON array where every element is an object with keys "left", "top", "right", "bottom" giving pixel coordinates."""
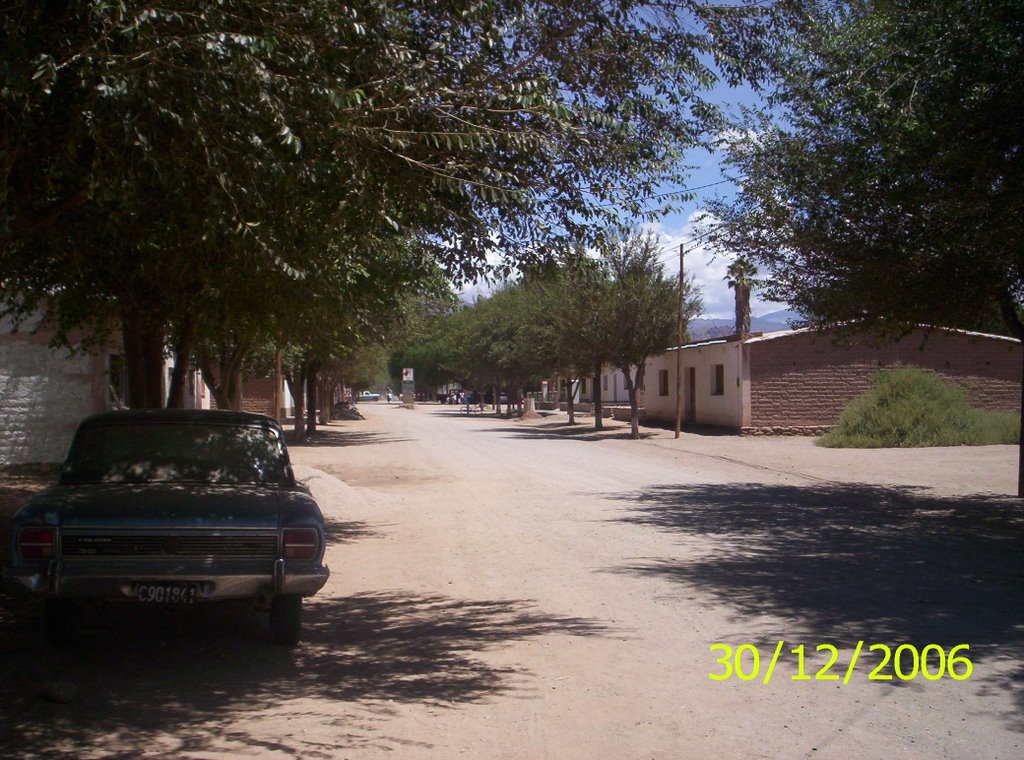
[
  {"left": 750, "top": 329, "right": 1020, "bottom": 428},
  {"left": 740, "top": 425, "right": 832, "bottom": 437}
]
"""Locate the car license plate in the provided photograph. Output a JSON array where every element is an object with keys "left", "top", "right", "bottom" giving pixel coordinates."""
[{"left": 136, "top": 583, "right": 198, "bottom": 604}]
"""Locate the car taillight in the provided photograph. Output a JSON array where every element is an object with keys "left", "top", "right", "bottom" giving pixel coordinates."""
[
  {"left": 19, "top": 527, "right": 56, "bottom": 560},
  {"left": 282, "top": 529, "right": 318, "bottom": 560}
]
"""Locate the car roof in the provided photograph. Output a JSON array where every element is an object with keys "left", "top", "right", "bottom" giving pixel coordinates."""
[{"left": 78, "top": 409, "right": 281, "bottom": 429}]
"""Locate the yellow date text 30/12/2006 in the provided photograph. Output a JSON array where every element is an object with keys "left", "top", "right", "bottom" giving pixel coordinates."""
[{"left": 708, "top": 642, "right": 973, "bottom": 684}]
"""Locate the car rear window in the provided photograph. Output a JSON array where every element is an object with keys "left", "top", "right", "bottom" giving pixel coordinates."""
[{"left": 61, "top": 422, "right": 288, "bottom": 485}]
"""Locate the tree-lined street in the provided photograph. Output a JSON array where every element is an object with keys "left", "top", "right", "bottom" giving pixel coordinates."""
[
  {"left": 3, "top": 405, "right": 1021, "bottom": 758},
  {"left": 2, "top": 2, "right": 1023, "bottom": 755}
]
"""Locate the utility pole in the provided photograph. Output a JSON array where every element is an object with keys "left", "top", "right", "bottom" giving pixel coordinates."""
[{"left": 674, "top": 241, "right": 685, "bottom": 439}]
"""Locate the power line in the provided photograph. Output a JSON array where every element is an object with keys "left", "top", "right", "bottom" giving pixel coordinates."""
[
  {"left": 656, "top": 226, "right": 723, "bottom": 267},
  {"left": 597, "top": 175, "right": 741, "bottom": 207}
]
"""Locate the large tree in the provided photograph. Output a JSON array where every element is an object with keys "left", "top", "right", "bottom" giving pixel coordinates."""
[
  {"left": 1, "top": 0, "right": 798, "bottom": 405},
  {"left": 600, "top": 229, "right": 702, "bottom": 439},
  {"left": 530, "top": 250, "right": 614, "bottom": 426},
  {"left": 709, "top": 0, "right": 1024, "bottom": 491},
  {"left": 725, "top": 257, "right": 758, "bottom": 335}
]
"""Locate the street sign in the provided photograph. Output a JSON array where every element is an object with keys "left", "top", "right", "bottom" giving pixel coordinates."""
[{"left": 401, "top": 367, "right": 415, "bottom": 402}]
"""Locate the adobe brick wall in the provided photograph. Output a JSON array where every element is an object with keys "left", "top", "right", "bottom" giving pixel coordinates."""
[
  {"left": 748, "top": 329, "right": 1020, "bottom": 428},
  {"left": 239, "top": 377, "right": 276, "bottom": 417}
]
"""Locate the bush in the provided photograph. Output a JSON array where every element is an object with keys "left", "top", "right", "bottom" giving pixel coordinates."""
[{"left": 818, "top": 366, "right": 1020, "bottom": 448}]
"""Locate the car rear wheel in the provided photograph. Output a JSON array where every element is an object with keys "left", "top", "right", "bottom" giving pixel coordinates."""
[
  {"left": 44, "top": 598, "right": 80, "bottom": 646},
  {"left": 269, "top": 593, "right": 302, "bottom": 645}
]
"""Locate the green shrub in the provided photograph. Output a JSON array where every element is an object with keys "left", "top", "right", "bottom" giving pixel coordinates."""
[{"left": 818, "top": 366, "right": 1020, "bottom": 448}]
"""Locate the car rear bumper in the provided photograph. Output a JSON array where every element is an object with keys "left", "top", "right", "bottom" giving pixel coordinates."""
[{"left": 3, "top": 559, "right": 329, "bottom": 600}]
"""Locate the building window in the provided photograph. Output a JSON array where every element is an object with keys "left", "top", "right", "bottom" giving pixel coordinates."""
[
  {"left": 602, "top": 374, "right": 608, "bottom": 391},
  {"left": 580, "top": 377, "right": 587, "bottom": 395},
  {"left": 658, "top": 369, "right": 669, "bottom": 396},
  {"left": 711, "top": 364, "right": 725, "bottom": 396}
]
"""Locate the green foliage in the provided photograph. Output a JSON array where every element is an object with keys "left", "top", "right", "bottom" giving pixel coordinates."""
[
  {"left": 819, "top": 366, "right": 1020, "bottom": 448},
  {"left": 710, "top": 0, "right": 1024, "bottom": 341},
  {"left": 600, "top": 229, "right": 698, "bottom": 370},
  {"left": 398, "top": 227, "right": 703, "bottom": 416},
  {"left": 445, "top": 285, "right": 539, "bottom": 390},
  {"left": 542, "top": 257, "right": 607, "bottom": 375},
  {"left": 388, "top": 293, "right": 461, "bottom": 390},
  {"left": 1, "top": 0, "right": 796, "bottom": 406},
  {"left": 593, "top": 227, "right": 701, "bottom": 436},
  {"left": 2, "top": 1, "right": 792, "bottom": 301},
  {"left": 337, "top": 343, "right": 392, "bottom": 392},
  {"left": 725, "top": 256, "right": 758, "bottom": 334}
]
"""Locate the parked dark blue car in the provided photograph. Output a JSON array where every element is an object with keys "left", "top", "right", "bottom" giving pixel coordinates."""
[{"left": 3, "top": 409, "right": 329, "bottom": 645}]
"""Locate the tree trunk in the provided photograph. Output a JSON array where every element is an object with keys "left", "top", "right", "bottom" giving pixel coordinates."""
[
  {"left": 306, "top": 368, "right": 318, "bottom": 435},
  {"left": 198, "top": 358, "right": 230, "bottom": 409},
  {"left": 735, "top": 283, "right": 751, "bottom": 335},
  {"left": 198, "top": 353, "right": 230, "bottom": 410},
  {"left": 121, "top": 307, "right": 165, "bottom": 408},
  {"left": 272, "top": 350, "right": 282, "bottom": 421},
  {"left": 286, "top": 369, "right": 307, "bottom": 441},
  {"left": 222, "top": 342, "right": 248, "bottom": 411},
  {"left": 592, "top": 363, "right": 603, "bottom": 431},
  {"left": 224, "top": 366, "right": 243, "bottom": 410},
  {"left": 196, "top": 340, "right": 247, "bottom": 411},
  {"left": 318, "top": 380, "right": 330, "bottom": 424},
  {"left": 166, "top": 359, "right": 189, "bottom": 409},
  {"left": 121, "top": 314, "right": 147, "bottom": 408},
  {"left": 631, "top": 362, "right": 646, "bottom": 439},
  {"left": 166, "top": 318, "right": 196, "bottom": 409},
  {"left": 622, "top": 362, "right": 645, "bottom": 440}
]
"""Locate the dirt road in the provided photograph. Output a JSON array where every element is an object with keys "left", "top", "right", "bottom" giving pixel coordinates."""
[{"left": 2, "top": 404, "right": 1022, "bottom": 759}]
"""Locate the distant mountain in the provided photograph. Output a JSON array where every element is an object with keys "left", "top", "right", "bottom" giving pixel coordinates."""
[
  {"left": 685, "top": 317, "right": 732, "bottom": 341},
  {"left": 687, "top": 309, "right": 804, "bottom": 341},
  {"left": 753, "top": 309, "right": 805, "bottom": 332}
]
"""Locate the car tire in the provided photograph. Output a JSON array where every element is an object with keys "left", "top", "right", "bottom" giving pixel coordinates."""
[
  {"left": 269, "top": 593, "right": 302, "bottom": 645},
  {"left": 44, "top": 598, "right": 79, "bottom": 646}
]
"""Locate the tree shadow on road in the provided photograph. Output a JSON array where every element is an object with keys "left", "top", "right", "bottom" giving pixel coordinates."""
[
  {"left": 606, "top": 482, "right": 1024, "bottom": 729},
  {"left": 321, "top": 516, "right": 380, "bottom": 545},
  {"left": 288, "top": 429, "right": 412, "bottom": 448},
  {"left": 481, "top": 421, "right": 657, "bottom": 441},
  {"left": 0, "top": 591, "right": 610, "bottom": 757}
]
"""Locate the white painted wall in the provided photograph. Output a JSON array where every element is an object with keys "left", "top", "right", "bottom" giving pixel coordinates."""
[
  {"left": 597, "top": 367, "right": 634, "bottom": 404},
  {"left": 644, "top": 341, "right": 745, "bottom": 427},
  {"left": 0, "top": 315, "right": 109, "bottom": 464}
]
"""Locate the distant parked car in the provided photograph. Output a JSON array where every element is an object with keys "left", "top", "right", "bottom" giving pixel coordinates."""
[
  {"left": 3, "top": 409, "right": 329, "bottom": 646},
  {"left": 358, "top": 390, "right": 381, "bottom": 402}
]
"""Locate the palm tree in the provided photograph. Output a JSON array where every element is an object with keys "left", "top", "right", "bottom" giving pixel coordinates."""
[{"left": 726, "top": 257, "right": 759, "bottom": 335}]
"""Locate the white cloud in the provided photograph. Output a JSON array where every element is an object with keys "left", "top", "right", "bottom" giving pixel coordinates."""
[
  {"left": 643, "top": 210, "right": 788, "bottom": 321},
  {"left": 712, "top": 127, "right": 759, "bottom": 154},
  {"left": 456, "top": 210, "right": 790, "bottom": 321}
]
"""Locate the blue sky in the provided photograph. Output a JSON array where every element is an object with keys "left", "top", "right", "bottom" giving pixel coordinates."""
[
  {"left": 462, "top": 54, "right": 790, "bottom": 323},
  {"left": 461, "top": 72, "right": 791, "bottom": 321},
  {"left": 642, "top": 80, "right": 789, "bottom": 322}
]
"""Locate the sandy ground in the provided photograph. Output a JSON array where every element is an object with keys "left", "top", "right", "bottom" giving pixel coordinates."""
[{"left": 1, "top": 405, "right": 1022, "bottom": 759}]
